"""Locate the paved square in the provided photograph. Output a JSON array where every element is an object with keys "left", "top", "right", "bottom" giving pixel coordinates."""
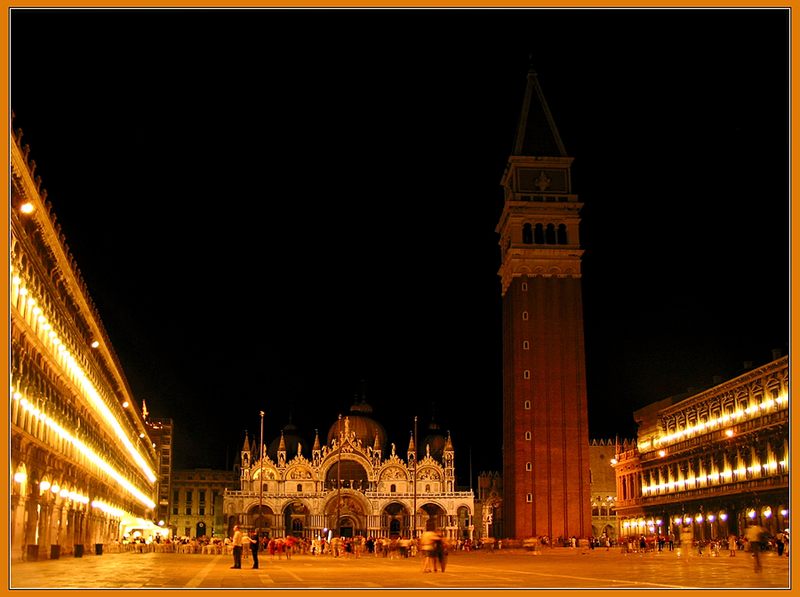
[{"left": 9, "top": 547, "right": 790, "bottom": 589}]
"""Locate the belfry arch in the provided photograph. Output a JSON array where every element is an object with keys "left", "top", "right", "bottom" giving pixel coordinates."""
[{"left": 324, "top": 458, "right": 369, "bottom": 491}]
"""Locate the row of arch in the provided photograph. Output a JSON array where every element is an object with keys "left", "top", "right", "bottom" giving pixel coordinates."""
[
  {"left": 227, "top": 497, "right": 472, "bottom": 539},
  {"left": 619, "top": 503, "right": 789, "bottom": 540},
  {"left": 522, "top": 222, "right": 568, "bottom": 245}
]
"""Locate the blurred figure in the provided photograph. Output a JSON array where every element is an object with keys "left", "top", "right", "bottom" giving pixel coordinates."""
[
  {"left": 745, "top": 524, "right": 768, "bottom": 572},
  {"left": 420, "top": 524, "right": 442, "bottom": 573}
]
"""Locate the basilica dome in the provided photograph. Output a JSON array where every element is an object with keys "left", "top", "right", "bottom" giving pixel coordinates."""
[
  {"left": 326, "top": 395, "right": 387, "bottom": 452},
  {"left": 267, "top": 420, "right": 307, "bottom": 460},
  {"left": 421, "top": 417, "right": 448, "bottom": 461}
]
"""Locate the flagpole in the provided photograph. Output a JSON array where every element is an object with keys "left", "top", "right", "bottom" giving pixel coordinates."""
[
  {"left": 336, "top": 414, "right": 342, "bottom": 537},
  {"left": 259, "top": 410, "right": 264, "bottom": 537},
  {"left": 413, "top": 415, "right": 417, "bottom": 539}
]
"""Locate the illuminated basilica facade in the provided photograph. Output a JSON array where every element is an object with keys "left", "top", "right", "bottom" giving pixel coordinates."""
[
  {"left": 613, "top": 354, "right": 789, "bottom": 541},
  {"left": 10, "top": 119, "right": 158, "bottom": 560},
  {"left": 223, "top": 400, "right": 475, "bottom": 541}
]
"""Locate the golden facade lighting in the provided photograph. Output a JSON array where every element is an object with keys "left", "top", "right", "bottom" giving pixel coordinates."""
[
  {"left": 10, "top": 271, "right": 156, "bottom": 484},
  {"left": 12, "top": 389, "right": 155, "bottom": 510}
]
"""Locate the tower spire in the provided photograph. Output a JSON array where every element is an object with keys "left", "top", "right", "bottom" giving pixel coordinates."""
[{"left": 513, "top": 64, "right": 567, "bottom": 157}]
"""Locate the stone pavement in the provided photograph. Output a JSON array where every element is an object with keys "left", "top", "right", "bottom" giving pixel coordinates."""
[{"left": 8, "top": 547, "right": 791, "bottom": 590}]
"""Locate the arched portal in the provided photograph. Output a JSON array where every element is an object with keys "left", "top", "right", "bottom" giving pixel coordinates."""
[
  {"left": 339, "top": 516, "right": 356, "bottom": 538},
  {"left": 382, "top": 502, "right": 410, "bottom": 538},
  {"left": 419, "top": 502, "right": 446, "bottom": 531},
  {"left": 283, "top": 501, "right": 309, "bottom": 538},
  {"left": 324, "top": 492, "right": 367, "bottom": 537},
  {"left": 246, "top": 504, "right": 275, "bottom": 535}
]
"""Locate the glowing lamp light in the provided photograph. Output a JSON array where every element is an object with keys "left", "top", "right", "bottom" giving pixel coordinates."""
[
  {"left": 610, "top": 458, "right": 618, "bottom": 465},
  {"left": 122, "top": 401, "right": 129, "bottom": 408},
  {"left": 658, "top": 450, "right": 666, "bottom": 457},
  {"left": 707, "top": 514, "right": 715, "bottom": 522},
  {"left": 13, "top": 471, "right": 26, "bottom": 484},
  {"left": 725, "top": 429, "right": 734, "bottom": 437},
  {"left": 720, "top": 513, "right": 728, "bottom": 521},
  {"left": 763, "top": 507, "right": 772, "bottom": 519},
  {"left": 695, "top": 514, "right": 703, "bottom": 523},
  {"left": 780, "top": 509, "right": 788, "bottom": 517},
  {"left": 748, "top": 509, "right": 756, "bottom": 520},
  {"left": 39, "top": 480, "right": 51, "bottom": 492},
  {"left": 91, "top": 340, "right": 100, "bottom": 348},
  {"left": 20, "top": 202, "right": 35, "bottom": 214},
  {"left": 60, "top": 489, "right": 69, "bottom": 498},
  {"left": 51, "top": 484, "right": 60, "bottom": 494}
]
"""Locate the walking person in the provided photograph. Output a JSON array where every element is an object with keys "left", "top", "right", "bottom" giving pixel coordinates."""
[
  {"left": 436, "top": 533, "right": 448, "bottom": 572},
  {"left": 420, "top": 524, "right": 440, "bottom": 573},
  {"left": 230, "top": 525, "right": 243, "bottom": 569},
  {"left": 746, "top": 524, "right": 767, "bottom": 573}
]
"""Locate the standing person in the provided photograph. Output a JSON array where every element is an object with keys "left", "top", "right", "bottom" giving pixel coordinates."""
[
  {"left": 776, "top": 532, "right": 785, "bottom": 557},
  {"left": 230, "top": 525, "right": 243, "bottom": 569},
  {"left": 249, "top": 532, "right": 260, "bottom": 569},
  {"left": 728, "top": 534, "right": 738, "bottom": 557}
]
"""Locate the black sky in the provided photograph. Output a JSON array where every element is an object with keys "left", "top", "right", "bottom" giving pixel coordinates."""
[{"left": 9, "top": 8, "right": 790, "bottom": 483}]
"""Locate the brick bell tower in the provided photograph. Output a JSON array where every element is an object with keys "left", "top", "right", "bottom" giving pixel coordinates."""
[{"left": 497, "top": 66, "right": 592, "bottom": 541}]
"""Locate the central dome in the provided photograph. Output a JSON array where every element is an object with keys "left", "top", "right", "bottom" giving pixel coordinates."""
[
  {"left": 268, "top": 420, "right": 307, "bottom": 460},
  {"left": 327, "top": 395, "right": 387, "bottom": 452}
]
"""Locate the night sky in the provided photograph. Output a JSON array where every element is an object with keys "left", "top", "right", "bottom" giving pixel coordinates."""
[{"left": 9, "top": 8, "right": 790, "bottom": 485}]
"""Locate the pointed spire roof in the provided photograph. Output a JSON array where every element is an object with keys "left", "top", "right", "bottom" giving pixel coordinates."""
[
  {"left": 408, "top": 430, "right": 416, "bottom": 453},
  {"left": 242, "top": 431, "right": 250, "bottom": 453},
  {"left": 444, "top": 430, "right": 453, "bottom": 451},
  {"left": 278, "top": 431, "right": 286, "bottom": 452},
  {"left": 373, "top": 430, "right": 381, "bottom": 451},
  {"left": 513, "top": 62, "right": 567, "bottom": 158},
  {"left": 313, "top": 429, "right": 321, "bottom": 451}
]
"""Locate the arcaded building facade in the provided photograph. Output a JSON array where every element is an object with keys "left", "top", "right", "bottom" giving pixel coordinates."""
[
  {"left": 614, "top": 355, "right": 789, "bottom": 541},
  {"left": 10, "top": 119, "right": 158, "bottom": 559},
  {"left": 223, "top": 399, "right": 474, "bottom": 541},
  {"left": 497, "top": 67, "right": 592, "bottom": 540}
]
